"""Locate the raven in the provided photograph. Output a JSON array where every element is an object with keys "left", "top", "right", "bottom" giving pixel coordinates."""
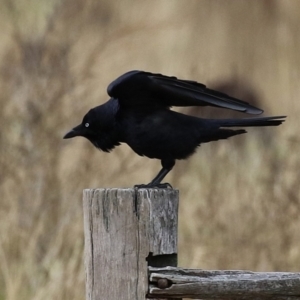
[{"left": 64, "top": 71, "right": 285, "bottom": 188}]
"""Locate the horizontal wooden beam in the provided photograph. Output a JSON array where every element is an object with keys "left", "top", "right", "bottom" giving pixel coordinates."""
[{"left": 148, "top": 266, "right": 300, "bottom": 299}]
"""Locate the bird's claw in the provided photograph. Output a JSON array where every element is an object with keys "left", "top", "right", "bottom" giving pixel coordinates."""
[{"left": 134, "top": 182, "right": 173, "bottom": 189}]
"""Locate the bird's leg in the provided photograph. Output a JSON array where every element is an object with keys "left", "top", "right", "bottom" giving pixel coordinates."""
[{"left": 134, "top": 159, "right": 175, "bottom": 189}]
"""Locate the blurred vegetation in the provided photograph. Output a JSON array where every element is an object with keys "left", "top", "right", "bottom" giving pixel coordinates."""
[{"left": 0, "top": 0, "right": 299, "bottom": 299}]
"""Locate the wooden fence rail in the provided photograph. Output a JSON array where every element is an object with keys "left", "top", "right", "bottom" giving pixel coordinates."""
[
  {"left": 83, "top": 188, "right": 300, "bottom": 300},
  {"left": 149, "top": 266, "right": 300, "bottom": 299}
]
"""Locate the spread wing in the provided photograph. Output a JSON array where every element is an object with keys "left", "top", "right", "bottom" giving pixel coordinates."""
[{"left": 107, "top": 70, "right": 263, "bottom": 114}]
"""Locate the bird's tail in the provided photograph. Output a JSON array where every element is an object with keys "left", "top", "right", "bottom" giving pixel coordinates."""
[
  {"left": 214, "top": 116, "right": 286, "bottom": 128},
  {"left": 197, "top": 116, "right": 285, "bottom": 144}
]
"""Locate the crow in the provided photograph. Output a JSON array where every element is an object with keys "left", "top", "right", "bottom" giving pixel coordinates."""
[{"left": 64, "top": 70, "right": 285, "bottom": 188}]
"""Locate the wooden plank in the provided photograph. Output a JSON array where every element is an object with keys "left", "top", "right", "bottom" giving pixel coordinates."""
[
  {"left": 83, "top": 188, "right": 179, "bottom": 300},
  {"left": 149, "top": 266, "right": 300, "bottom": 299}
]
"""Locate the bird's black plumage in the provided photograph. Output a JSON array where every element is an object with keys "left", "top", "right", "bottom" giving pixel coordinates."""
[{"left": 64, "top": 70, "right": 285, "bottom": 188}]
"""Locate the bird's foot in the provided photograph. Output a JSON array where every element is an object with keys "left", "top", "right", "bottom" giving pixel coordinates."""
[{"left": 134, "top": 182, "right": 173, "bottom": 189}]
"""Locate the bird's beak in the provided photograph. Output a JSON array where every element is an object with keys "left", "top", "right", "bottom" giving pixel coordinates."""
[{"left": 63, "top": 124, "right": 83, "bottom": 139}]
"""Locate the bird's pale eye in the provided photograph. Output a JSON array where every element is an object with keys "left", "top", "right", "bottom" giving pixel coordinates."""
[{"left": 85, "top": 123, "right": 90, "bottom": 128}]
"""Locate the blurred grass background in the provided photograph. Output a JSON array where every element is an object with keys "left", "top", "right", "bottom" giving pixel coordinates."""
[{"left": 0, "top": 0, "right": 299, "bottom": 299}]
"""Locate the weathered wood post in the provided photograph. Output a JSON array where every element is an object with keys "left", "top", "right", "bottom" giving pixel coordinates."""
[{"left": 83, "top": 188, "right": 179, "bottom": 300}]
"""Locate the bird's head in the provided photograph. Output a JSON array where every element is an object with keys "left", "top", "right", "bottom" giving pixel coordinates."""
[
  {"left": 63, "top": 109, "right": 97, "bottom": 140},
  {"left": 63, "top": 100, "right": 121, "bottom": 152}
]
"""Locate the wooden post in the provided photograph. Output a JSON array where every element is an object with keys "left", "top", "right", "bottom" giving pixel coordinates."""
[{"left": 83, "top": 188, "right": 179, "bottom": 300}]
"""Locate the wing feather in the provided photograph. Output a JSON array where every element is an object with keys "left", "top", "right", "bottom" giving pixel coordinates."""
[{"left": 107, "top": 70, "right": 263, "bottom": 114}]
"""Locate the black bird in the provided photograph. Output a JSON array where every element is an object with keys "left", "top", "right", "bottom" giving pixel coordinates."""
[{"left": 64, "top": 70, "right": 285, "bottom": 188}]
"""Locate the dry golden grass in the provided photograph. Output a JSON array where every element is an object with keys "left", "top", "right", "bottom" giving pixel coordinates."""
[{"left": 0, "top": 0, "right": 299, "bottom": 299}]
